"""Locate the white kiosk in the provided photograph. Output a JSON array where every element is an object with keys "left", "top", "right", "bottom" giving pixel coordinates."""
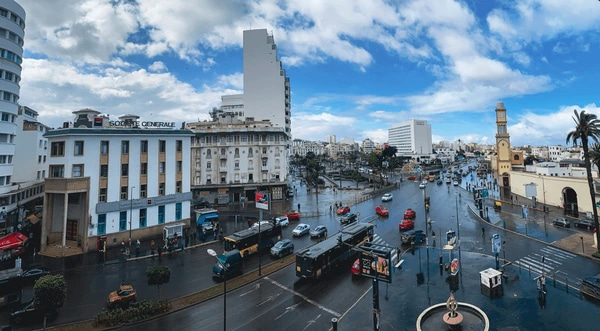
[{"left": 480, "top": 268, "right": 503, "bottom": 298}]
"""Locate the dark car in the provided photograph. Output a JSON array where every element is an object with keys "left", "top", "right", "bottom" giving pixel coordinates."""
[
  {"left": 339, "top": 213, "right": 358, "bottom": 225},
  {"left": 552, "top": 217, "right": 570, "bottom": 228},
  {"left": 401, "top": 230, "right": 425, "bottom": 245},
  {"left": 21, "top": 268, "right": 51, "bottom": 285},
  {"left": 193, "top": 199, "right": 211, "bottom": 209},
  {"left": 310, "top": 225, "right": 328, "bottom": 238},
  {"left": 10, "top": 300, "right": 57, "bottom": 325},
  {"left": 270, "top": 239, "right": 294, "bottom": 258},
  {"left": 575, "top": 218, "right": 595, "bottom": 230}
]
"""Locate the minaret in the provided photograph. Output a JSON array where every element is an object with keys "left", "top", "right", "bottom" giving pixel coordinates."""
[{"left": 495, "top": 101, "right": 511, "bottom": 193}]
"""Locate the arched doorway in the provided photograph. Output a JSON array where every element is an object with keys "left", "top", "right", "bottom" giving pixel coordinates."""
[
  {"left": 501, "top": 172, "right": 511, "bottom": 200},
  {"left": 562, "top": 187, "right": 578, "bottom": 217}
]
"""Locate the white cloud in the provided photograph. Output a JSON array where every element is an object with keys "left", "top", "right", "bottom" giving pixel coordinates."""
[
  {"left": 148, "top": 61, "right": 167, "bottom": 72},
  {"left": 361, "top": 129, "right": 388, "bottom": 144}
]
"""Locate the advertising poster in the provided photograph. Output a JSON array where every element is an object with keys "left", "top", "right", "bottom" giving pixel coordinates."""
[{"left": 255, "top": 192, "right": 270, "bottom": 211}]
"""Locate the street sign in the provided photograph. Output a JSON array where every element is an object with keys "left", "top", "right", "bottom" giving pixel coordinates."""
[
  {"left": 491, "top": 234, "right": 502, "bottom": 253},
  {"left": 358, "top": 243, "right": 392, "bottom": 283}
]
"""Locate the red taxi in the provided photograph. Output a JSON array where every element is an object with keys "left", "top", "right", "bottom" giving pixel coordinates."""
[
  {"left": 398, "top": 219, "right": 415, "bottom": 231},
  {"left": 403, "top": 208, "right": 416, "bottom": 220},
  {"left": 285, "top": 210, "right": 301, "bottom": 221},
  {"left": 337, "top": 206, "right": 351, "bottom": 215},
  {"left": 375, "top": 205, "right": 389, "bottom": 216}
]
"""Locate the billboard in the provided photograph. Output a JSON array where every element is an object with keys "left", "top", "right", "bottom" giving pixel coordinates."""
[
  {"left": 357, "top": 243, "right": 392, "bottom": 283},
  {"left": 255, "top": 192, "right": 270, "bottom": 211},
  {"left": 491, "top": 233, "right": 502, "bottom": 254}
]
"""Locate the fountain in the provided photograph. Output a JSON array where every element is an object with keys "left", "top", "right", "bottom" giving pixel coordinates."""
[{"left": 416, "top": 291, "right": 489, "bottom": 331}]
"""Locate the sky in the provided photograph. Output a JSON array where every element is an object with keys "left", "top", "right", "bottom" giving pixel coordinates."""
[{"left": 15, "top": 0, "right": 600, "bottom": 147}]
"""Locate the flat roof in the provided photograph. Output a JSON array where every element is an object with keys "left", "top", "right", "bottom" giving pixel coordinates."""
[{"left": 44, "top": 128, "right": 194, "bottom": 137}]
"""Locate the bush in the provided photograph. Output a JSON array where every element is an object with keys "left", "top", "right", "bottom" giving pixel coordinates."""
[{"left": 93, "top": 300, "right": 170, "bottom": 327}]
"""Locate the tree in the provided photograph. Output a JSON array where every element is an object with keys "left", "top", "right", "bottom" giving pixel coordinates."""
[
  {"left": 566, "top": 109, "right": 600, "bottom": 255},
  {"left": 590, "top": 143, "right": 600, "bottom": 177},
  {"left": 34, "top": 274, "right": 67, "bottom": 330},
  {"left": 147, "top": 266, "right": 171, "bottom": 299}
]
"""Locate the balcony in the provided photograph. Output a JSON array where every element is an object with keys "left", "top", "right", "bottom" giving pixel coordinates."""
[
  {"left": 219, "top": 167, "right": 228, "bottom": 173},
  {"left": 261, "top": 165, "right": 269, "bottom": 171}
]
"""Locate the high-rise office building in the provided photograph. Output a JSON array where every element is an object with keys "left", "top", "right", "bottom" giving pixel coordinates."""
[{"left": 388, "top": 120, "right": 432, "bottom": 156}]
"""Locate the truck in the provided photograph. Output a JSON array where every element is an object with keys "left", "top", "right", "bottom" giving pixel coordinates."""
[
  {"left": 195, "top": 209, "right": 219, "bottom": 240},
  {"left": 163, "top": 223, "right": 185, "bottom": 251}
]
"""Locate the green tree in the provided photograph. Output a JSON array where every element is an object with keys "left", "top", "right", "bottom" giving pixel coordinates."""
[
  {"left": 590, "top": 143, "right": 600, "bottom": 178},
  {"left": 146, "top": 266, "right": 171, "bottom": 299},
  {"left": 566, "top": 109, "right": 600, "bottom": 255},
  {"left": 33, "top": 274, "right": 67, "bottom": 330}
]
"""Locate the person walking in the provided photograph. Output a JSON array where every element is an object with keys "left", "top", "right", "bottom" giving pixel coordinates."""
[{"left": 151, "top": 240, "right": 155, "bottom": 255}]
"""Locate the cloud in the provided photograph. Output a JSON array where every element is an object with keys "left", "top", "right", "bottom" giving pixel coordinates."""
[{"left": 148, "top": 61, "right": 167, "bottom": 72}]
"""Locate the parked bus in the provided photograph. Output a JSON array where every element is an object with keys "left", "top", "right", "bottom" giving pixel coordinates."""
[
  {"left": 224, "top": 223, "right": 282, "bottom": 258},
  {"left": 296, "top": 223, "right": 374, "bottom": 280}
]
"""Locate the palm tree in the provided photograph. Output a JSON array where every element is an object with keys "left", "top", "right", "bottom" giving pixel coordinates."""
[
  {"left": 566, "top": 109, "right": 600, "bottom": 255},
  {"left": 589, "top": 143, "right": 600, "bottom": 178}
]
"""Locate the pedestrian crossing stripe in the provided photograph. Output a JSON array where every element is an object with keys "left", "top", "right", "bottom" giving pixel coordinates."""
[
  {"left": 515, "top": 246, "right": 575, "bottom": 276},
  {"left": 371, "top": 234, "right": 399, "bottom": 265}
]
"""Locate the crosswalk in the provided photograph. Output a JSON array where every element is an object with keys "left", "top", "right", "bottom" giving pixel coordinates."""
[{"left": 514, "top": 246, "right": 577, "bottom": 276}]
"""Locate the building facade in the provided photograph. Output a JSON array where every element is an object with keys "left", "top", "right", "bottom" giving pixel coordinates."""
[
  {"left": 42, "top": 110, "right": 193, "bottom": 253},
  {"left": 361, "top": 138, "right": 375, "bottom": 154},
  {"left": 388, "top": 120, "right": 432, "bottom": 156},
  {"left": 0, "top": 0, "right": 25, "bottom": 233},
  {"left": 186, "top": 118, "right": 289, "bottom": 204}
]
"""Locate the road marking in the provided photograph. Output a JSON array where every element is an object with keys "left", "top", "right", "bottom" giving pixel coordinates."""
[
  {"left": 256, "top": 291, "right": 282, "bottom": 306},
  {"left": 302, "top": 314, "right": 322, "bottom": 330},
  {"left": 274, "top": 303, "right": 300, "bottom": 321},
  {"left": 239, "top": 282, "right": 261, "bottom": 297},
  {"left": 338, "top": 285, "right": 372, "bottom": 321},
  {"left": 541, "top": 246, "right": 576, "bottom": 258},
  {"left": 265, "top": 277, "right": 341, "bottom": 317}
]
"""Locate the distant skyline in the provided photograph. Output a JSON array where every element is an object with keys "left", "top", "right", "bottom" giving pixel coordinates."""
[{"left": 15, "top": 0, "right": 600, "bottom": 147}]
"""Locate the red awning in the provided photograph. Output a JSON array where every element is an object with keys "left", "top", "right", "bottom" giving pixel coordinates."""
[{"left": 0, "top": 232, "right": 28, "bottom": 251}]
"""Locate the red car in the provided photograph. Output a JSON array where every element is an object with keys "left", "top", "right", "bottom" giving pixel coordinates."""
[
  {"left": 351, "top": 259, "right": 361, "bottom": 278},
  {"left": 285, "top": 210, "right": 300, "bottom": 221},
  {"left": 404, "top": 208, "right": 416, "bottom": 220},
  {"left": 398, "top": 219, "right": 415, "bottom": 231},
  {"left": 375, "top": 205, "right": 389, "bottom": 216},
  {"left": 337, "top": 206, "right": 351, "bottom": 215},
  {"left": 407, "top": 175, "right": 417, "bottom": 181}
]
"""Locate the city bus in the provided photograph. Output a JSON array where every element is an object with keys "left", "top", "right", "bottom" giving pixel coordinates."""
[
  {"left": 223, "top": 223, "right": 282, "bottom": 258},
  {"left": 295, "top": 223, "right": 374, "bottom": 280}
]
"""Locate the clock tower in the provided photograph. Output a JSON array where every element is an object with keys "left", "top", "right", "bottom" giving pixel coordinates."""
[{"left": 495, "top": 101, "right": 511, "bottom": 195}]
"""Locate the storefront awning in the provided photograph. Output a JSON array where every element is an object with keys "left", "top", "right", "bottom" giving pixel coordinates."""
[{"left": 0, "top": 232, "right": 28, "bottom": 251}]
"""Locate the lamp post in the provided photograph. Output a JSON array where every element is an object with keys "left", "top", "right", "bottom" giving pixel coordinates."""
[
  {"left": 207, "top": 249, "right": 226, "bottom": 331},
  {"left": 455, "top": 192, "right": 461, "bottom": 269},
  {"left": 129, "top": 186, "right": 135, "bottom": 243}
]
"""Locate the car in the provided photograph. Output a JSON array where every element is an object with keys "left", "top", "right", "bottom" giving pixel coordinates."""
[
  {"left": 553, "top": 217, "right": 570, "bottom": 228},
  {"left": 375, "top": 205, "right": 389, "bottom": 216},
  {"left": 250, "top": 220, "right": 272, "bottom": 229},
  {"left": 403, "top": 208, "right": 416, "bottom": 220},
  {"left": 381, "top": 193, "right": 393, "bottom": 202},
  {"left": 407, "top": 175, "right": 417, "bottom": 181},
  {"left": 193, "top": 199, "right": 211, "bottom": 209},
  {"left": 351, "top": 259, "right": 361, "bottom": 277},
  {"left": 581, "top": 273, "right": 600, "bottom": 299},
  {"left": 10, "top": 300, "right": 57, "bottom": 325},
  {"left": 401, "top": 229, "right": 425, "bottom": 245},
  {"left": 339, "top": 213, "right": 358, "bottom": 225},
  {"left": 575, "top": 218, "right": 595, "bottom": 230},
  {"left": 337, "top": 206, "right": 351, "bottom": 215},
  {"left": 21, "top": 268, "right": 51, "bottom": 285},
  {"left": 446, "top": 178, "right": 451, "bottom": 184},
  {"left": 285, "top": 210, "right": 301, "bottom": 221},
  {"left": 274, "top": 216, "right": 290, "bottom": 227},
  {"left": 398, "top": 219, "right": 415, "bottom": 231},
  {"left": 453, "top": 181, "right": 459, "bottom": 186},
  {"left": 270, "top": 239, "right": 294, "bottom": 258},
  {"left": 310, "top": 225, "right": 328, "bottom": 238},
  {"left": 292, "top": 223, "right": 311, "bottom": 237},
  {"left": 419, "top": 182, "right": 426, "bottom": 189},
  {"left": 107, "top": 284, "right": 137, "bottom": 309},
  {"left": 437, "top": 179, "right": 443, "bottom": 185}
]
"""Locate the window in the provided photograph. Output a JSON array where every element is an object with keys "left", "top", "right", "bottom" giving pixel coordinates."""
[
  {"left": 140, "top": 140, "right": 148, "bottom": 153},
  {"left": 140, "top": 162, "right": 147, "bottom": 175},
  {"left": 159, "top": 140, "right": 166, "bottom": 153},
  {"left": 50, "top": 165, "right": 64, "bottom": 178},
  {"left": 262, "top": 159, "right": 268, "bottom": 167},
  {"left": 176, "top": 161, "right": 182, "bottom": 173},
  {"left": 159, "top": 183, "right": 165, "bottom": 195},
  {"left": 120, "top": 211, "right": 127, "bottom": 231},
  {"left": 158, "top": 205, "right": 165, "bottom": 224},
  {"left": 72, "top": 164, "right": 83, "bottom": 177},
  {"left": 121, "top": 163, "right": 129, "bottom": 177},
  {"left": 176, "top": 181, "right": 181, "bottom": 193},
  {"left": 121, "top": 141, "right": 129, "bottom": 154},
  {"left": 101, "top": 141, "right": 109, "bottom": 154},
  {"left": 140, "top": 184, "right": 147, "bottom": 198},
  {"left": 100, "top": 165, "right": 108, "bottom": 178},
  {"left": 221, "top": 148, "right": 226, "bottom": 156},
  {"left": 235, "top": 160, "right": 239, "bottom": 169},
  {"left": 207, "top": 162, "right": 211, "bottom": 169},
  {"left": 176, "top": 140, "right": 182, "bottom": 152},
  {"left": 176, "top": 203, "right": 182, "bottom": 220},
  {"left": 51, "top": 142, "right": 65, "bottom": 156},
  {"left": 74, "top": 141, "right": 84, "bottom": 155},
  {"left": 159, "top": 162, "right": 165, "bottom": 174},
  {"left": 206, "top": 149, "right": 212, "bottom": 159},
  {"left": 248, "top": 148, "right": 253, "bottom": 157},
  {"left": 38, "top": 155, "right": 41, "bottom": 163},
  {"left": 121, "top": 186, "right": 127, "bottom": 200},
  {"left": 139, "top": 208, "right": 147, "bottom": 228},
  {"left": 37, "top": 171, "right": 41, "bottom": 179},
  {"left": 98, "top": 214, "right": 106, "bottom": 235},
  {"left": 99, "top": 188, "right": 106, "bottom": 202}
]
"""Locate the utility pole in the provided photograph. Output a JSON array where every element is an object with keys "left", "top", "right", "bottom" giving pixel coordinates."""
[{"left": 129, "top": 186, "right": 135, "bottom": 244}]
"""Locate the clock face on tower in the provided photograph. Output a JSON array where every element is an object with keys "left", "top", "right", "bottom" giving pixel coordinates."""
[{"left": 497, "top": 112, "right": 505, "bottom": 119}]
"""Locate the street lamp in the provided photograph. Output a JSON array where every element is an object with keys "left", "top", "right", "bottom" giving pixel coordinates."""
[
  {"left": 129, "top": 186, "right": 135, "bottom": 243},
  {"left": 207, "top": 249, "right": 226, "bottom": 331}
]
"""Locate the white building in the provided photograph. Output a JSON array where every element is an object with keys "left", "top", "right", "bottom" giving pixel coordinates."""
[
  {"left": 325, "top": 135, "right": 336, "bottom": 144},
  {"left": 388, "top": 119, "right": 432, "bottom": 156},
  {"left": 13, "top": 106, "right": 49, "bottom": 183},
  {"left": 361, "top": 138, "right": 375, "bottom": 154},
  {"left": 291, "top": 139, "right": 326, "bottom": 157},
  {"left": 0, "top": 0, "right": 25, "bottom": 232},
  {"left": 548, "top": 145, "right": 566, "bottom": 161},
  {"left": 42, "top": 110, "right": 193, "bottom": 253},
  {"left": 186, "top": 118, "right": 290, "bottom": 203}
]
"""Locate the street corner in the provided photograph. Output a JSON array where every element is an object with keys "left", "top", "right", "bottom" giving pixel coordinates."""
[{"left": 552, "top": 232, "right": 596, "bottom": 257}]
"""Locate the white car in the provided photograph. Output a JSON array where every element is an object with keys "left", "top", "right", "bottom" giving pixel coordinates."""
[
  {"left": 453, "top": 181, "right": 459, "bottom": 186},
  {"left": 292, "top": 223, "right": 311, "bottom": 237},
  {"left": 381, "top": 193, "right": 393, "bottom": 202},
  {"left": 274, "top": 216, "right": 289, "bottom": 227},
  {"left": 250, "top": 221, "right": 271, "bottom": 229},
  {"left": 419, "top": 182, "right": 426, "bottom": 189}
]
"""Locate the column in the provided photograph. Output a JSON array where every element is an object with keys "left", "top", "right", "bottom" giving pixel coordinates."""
[{"left": 62, "top": 193, "right": 68, "bottom": 247}]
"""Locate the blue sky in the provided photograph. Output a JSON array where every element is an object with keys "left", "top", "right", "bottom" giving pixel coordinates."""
[{"left": 16, "top": 0, "right": 600, "bottom": 147}]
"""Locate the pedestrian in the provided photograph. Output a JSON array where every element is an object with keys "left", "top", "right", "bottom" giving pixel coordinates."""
[
  {"left": 219, "top": 228, "right": 224, "bottom": 241},
  {"left": 135, "top": 239, "right": 140, "bottom": 257},
  {"left": 121, "top": 239, "right": 125, "bottom": 253},
  {"left": 482, "top": 227, "right": 485, "bottom": 236},
  {"left": 151, "top": 240, "right": 155, "bottom": 255},
  {"left": 432, "top": 231, "right": 436, "bottom": 241},
  {"left": 298, "top": 203, "right": 301, "bottom": 211},
  {"left": 213, "top": 229, "right": 217, "bottom": 240},
  {"left": 330, "top": 204, "right": 332, "bottom": 213},
  {"left": 157, "top": 246, "right": 162, "bottom": 260}
]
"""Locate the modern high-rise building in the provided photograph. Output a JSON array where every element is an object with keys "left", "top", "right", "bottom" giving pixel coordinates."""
[
  {"left": 0, "top": 0, "right": 26, "bottom": 232},
  {"left": 388, "top": 120, "right": 432, "bottom": 156}
]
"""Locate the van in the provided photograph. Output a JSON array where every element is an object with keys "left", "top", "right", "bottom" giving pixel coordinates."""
[{"left": 212, "top": 249, "right": 243, "bottom": 279}]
